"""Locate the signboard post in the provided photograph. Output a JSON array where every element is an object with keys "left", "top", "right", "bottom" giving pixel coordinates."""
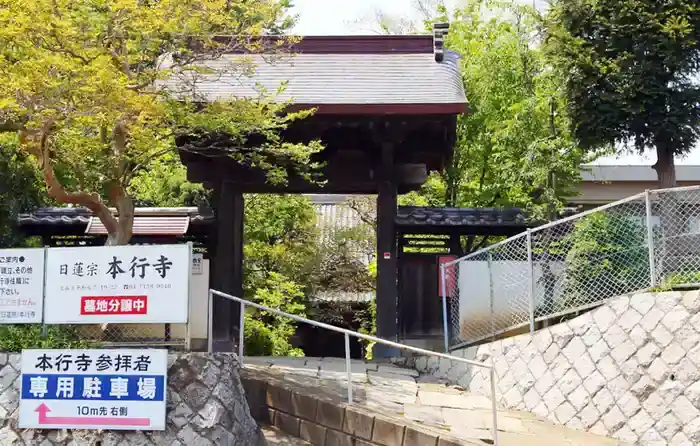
[
  {"left": 19, "top": 349, "right": 167, "bottom": 430},
  {"left": 0, "top": 248, "right": 45, "bottom": 324},
  {"left": 44, "top": 244, "right": 190, "bottom": 324}
]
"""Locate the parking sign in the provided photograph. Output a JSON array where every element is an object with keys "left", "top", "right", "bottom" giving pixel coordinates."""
[{"left": 19, "top": 349, "right": 167, "bottom": 430}]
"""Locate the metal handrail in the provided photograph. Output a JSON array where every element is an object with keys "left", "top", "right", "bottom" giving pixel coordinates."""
[{"left": 207, "top": 289, "right": 500, "bottom": 446}]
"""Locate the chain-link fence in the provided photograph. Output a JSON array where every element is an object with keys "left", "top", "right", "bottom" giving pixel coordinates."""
[
  {"left": 444, "top": 185, "right": 700, "bottom": 349},
  {"left": 41, "top": 323, "right": 190, "bottom": 349}
]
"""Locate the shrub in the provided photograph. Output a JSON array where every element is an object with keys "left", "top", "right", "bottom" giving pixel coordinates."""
[
  {"left": 243, "top": 272, "right": 306, "bottom": 357},
  {"left": 0, "top": 325, "right": 93, "bottom": 352},
  {"left": 559, "top": 212, "right": 648, "bottom": 310}
]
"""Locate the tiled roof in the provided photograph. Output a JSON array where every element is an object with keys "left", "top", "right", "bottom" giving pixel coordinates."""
[
  {"left": 396, "top": 207, "right": 530, "bottom": 227},
  {"left": 17, "top": 207, "right": 210, "bottom": 232},
  {"left": 86, "top": 216, "right": 191, "bottom": 236},
  {"left": 17, "top": 207, "right": 92, "bottom": 226},
  {"left": 160, "top": 42, "right": 466, "bottom": 109}
]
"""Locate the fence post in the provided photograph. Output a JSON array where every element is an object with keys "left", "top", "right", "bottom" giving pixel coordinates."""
[
  {"left": 207, "top": 290, "right": 214, "bottom": 353},
  {"left": 490, "top": 367, "right": 500, "bottom": 446},
  {"left": 440, "top": 264, "right": 450, "bottom": 353},
  {"left": 487, "top": 252, "right": 495, "bottom": 341},
  {"left": 41, "top": 245, "right": 48, "bottom": 339},
  {"left": 238, "top": 302, "right": 245, "bottom": 364},
  {"left": 345, "top": 333, "right": 353, "bottom": 404},
  {"left": 645, "top": 190, "right": 656, "bottom": 288},
  {"left": 185, "top": 242, "right": 194, "bottom": 352},
  {"left": 526, "top": 229, "right": 535, "bottom": 334}
]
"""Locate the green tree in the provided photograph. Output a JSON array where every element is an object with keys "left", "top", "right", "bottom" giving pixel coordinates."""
[
  {"left": 544, "top": 0, "right": 700, "bottom": 188},
  {"left": 242, "top": 194, "right": 319, "bottom": 356},
  {"left": 128, "top": 153, "right": 208, "bottom": 208},
  {"left": 558, "top": 213, "right": 648, "bottom": 310},
  {"left": 403, "top": 1, "right": 591, "bottom": 252},
  {"left": 0, "top": 134, "right": 45, "bottom": 248},
  {"left": 0, "top": 0, "right": 321, "bottom": 245}
]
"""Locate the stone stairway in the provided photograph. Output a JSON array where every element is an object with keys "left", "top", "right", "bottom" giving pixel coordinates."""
[{"left": 241, "top": 357, "right": 629, "bottom": 446}]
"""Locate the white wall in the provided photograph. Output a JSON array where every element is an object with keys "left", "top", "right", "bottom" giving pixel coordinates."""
[{"left": 457, "top": 260, "right": 565, "bottom": 341}]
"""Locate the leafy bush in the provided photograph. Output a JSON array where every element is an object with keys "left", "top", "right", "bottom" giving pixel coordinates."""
[
  {"left": 0, "top": 325, "right": 93, "bottom": 352},
  {"left": 560, "top": 213, "right": 648, "bottom": 309},
  {"left": 243, "top": 272, "right": 305, "bottom": 357}
]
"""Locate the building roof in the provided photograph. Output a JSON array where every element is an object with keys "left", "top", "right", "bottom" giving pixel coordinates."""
[
  {"left": 396, "top": 207, "right": 529, "bottom": 228},
  {"left": 161, "top": 35, "right": 467, "bottom": 114},
  {"left": 17, "top": 207, "right": 211, "bottom": 236},
  {"left": 581, "top": 165, "right": 700, "bottom": 182}
]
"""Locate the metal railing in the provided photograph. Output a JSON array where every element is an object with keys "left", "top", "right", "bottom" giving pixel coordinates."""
[
  {"left": 441, "top": 185, "right": 700, "bottom": 350},
  {"left": 207, "top": 288, "right": 500, "bottom": 446}
]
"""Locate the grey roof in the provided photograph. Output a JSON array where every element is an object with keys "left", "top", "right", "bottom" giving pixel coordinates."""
[
  {"left": 396, "top": 207, "right": 529, "bottom": 227},
  {"left": 17, "top": 207, "right": 210, "bottom": 228},
  {"left": 161, "top": 51, "right": 466, "bottom": 106},
  {"left": 581, "top": 165, "right": 700, "bottom": 182}
]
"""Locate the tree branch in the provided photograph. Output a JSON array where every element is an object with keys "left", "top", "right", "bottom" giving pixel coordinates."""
[{"left": 32, "top": 121, "right": 120, "bottom": 236}]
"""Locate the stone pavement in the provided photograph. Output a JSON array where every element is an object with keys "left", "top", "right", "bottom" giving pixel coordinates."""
[{"left": 243, "top": 357, "right": 629, "bottom": 446}]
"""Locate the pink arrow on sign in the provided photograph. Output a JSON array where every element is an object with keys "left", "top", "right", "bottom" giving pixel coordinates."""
[{"left": 35, "top": 403, "right": 150, "bottom": 427}]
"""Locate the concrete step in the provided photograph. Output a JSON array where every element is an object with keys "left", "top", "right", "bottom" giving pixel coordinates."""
[
  {"left": 240, "top": 356, "right": 629, "bottom": 446},
  {"left": 261, "top": 424, "right": 312, "bottom": 445}
]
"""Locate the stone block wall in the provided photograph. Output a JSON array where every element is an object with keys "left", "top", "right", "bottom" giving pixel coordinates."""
[
  {"left": 408, "top": 291, "right": 700, "bottom": 446},
  {"left": 0, "top": 353, "right": 265, "bottom": 445},
  {"left": 241, "top": 369, "right": 466, "bottom": 446}
]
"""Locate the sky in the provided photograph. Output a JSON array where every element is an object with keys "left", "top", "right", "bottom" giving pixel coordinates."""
[{"left": 290, "top": 0, "right": 700, "bottom": 166}]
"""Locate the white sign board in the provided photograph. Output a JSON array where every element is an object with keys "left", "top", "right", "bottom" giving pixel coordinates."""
[
  {"left": 19, "top": 349, "right": 167, "bottom": 431},
  {"left": 45, "top": 244, "right": 190, "bottom": 324},
  {"left": 0, "top": 248, "right": 45, "bottom": 324}
]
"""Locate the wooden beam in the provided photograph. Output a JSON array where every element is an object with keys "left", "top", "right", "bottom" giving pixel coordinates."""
[{"left": 184, "top": 159, "right": 427, "bottom": 194}]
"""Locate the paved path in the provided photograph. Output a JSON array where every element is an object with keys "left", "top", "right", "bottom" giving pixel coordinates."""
[{"left": 244, "top": 357, "right": 630, "bottom": 446}]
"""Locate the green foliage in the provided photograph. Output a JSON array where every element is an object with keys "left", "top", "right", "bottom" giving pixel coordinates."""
[
  {"left": 0, "top": 134, "right": 45, "bottom": 248},
  {"left": 0, "top": 325, "right": 93, "bottom": 352},
  {"left": 559, "top": 213, "right": 648, "bottom": 309},
  {"left": 408, "top": 0, "right": 590, "bottom": 223},
  {"left": 358, "top": 300, "right": 377, "bottom": 360},
  {"left": 314, "top": 225, "right": 375, "bottom": 294},
  {"left": 0, "top": 0, "right": 321, "bottom": 242},
  {"left": 244, "top": 194, "right": 319, "bottom": 292},
  {"left": 128, "top": 153, "right": 209, "bottom": 208},
  {"left": 544, "top": 0, "right": 700, "bottom": 186},
  {"left": 243, "top": 272, "right": 305, "bottom": 357},
  {"left": 241, "top": 194, "right": 318, "bottom": 356},
  {"left": 652, "top": 271, "right": 700, "bottom": 291}
]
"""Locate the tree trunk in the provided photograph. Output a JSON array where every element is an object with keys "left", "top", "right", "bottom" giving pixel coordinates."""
[
  {"left": 653, "top": 144, "right": 679, "bottom": 282},
  {"left": 23, "top": 122, "right": 135, "bottom": 337},
  {"left": 653, "top": 145, "right": 677, "bottom": 189}
]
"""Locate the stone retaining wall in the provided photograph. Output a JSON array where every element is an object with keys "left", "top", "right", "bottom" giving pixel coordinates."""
[
  {"left": 0, "top": 353, "right": 265, "bottom": 445},
  {"left": 240, "top": 368, "right": 465, "bottom": 446},
  {"left": 407, "top": 291, "right": 700, "bottom": 445}
]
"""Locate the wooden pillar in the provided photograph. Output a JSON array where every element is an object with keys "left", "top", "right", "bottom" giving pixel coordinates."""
[
  {"left": 375, "top": 143, "right": 399, "bottom": 358},
  {"left": 210, "top": 180, "right": 244, "bottom": 352},
  {"left": 449, "top": 232, "right": 463, "bottom": 256}
]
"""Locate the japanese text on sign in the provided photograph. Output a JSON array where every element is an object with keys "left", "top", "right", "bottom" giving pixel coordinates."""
[
  {"left": 0, "top": 249, "right": 44, "bottom": 324},
  {"left": 45, "top": 244, "right": 190, "bottom": 324},
  {"left": 19, "top": 349, "right": 167, "bottom": 431},
  {"left": 58, "top": 254, "right": 173, "bottom": 280}
]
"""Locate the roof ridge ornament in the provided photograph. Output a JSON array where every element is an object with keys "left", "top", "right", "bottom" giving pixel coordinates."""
[{"left": 433, "top": 22, "right": 449, "bottom": 62}]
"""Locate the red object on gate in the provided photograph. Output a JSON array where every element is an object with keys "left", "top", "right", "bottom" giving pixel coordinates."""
[
  {"left": 80, "top": 296, "right": 148, "bottom": 315},
  {"left": 438, "top": 256, "right": 457, "bottom": 298}
]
